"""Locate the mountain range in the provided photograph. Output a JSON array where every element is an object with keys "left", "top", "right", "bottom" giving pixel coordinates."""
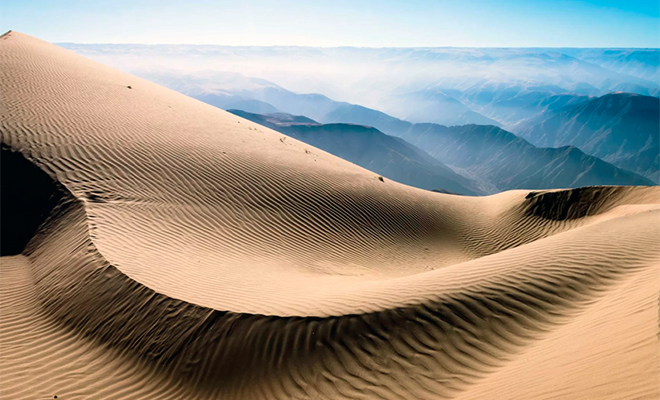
[
  {"left": 517, "top": 93, "right": 659, "bottom": 182},
  {"left": 57, "top": 44, "right": 658, "bottom": 193},
  {"left": 227, "top": 110, "right": 480, "bottom": 195},
  {"left": 60, "top": 44, "right": 660, "bottom": 127},
  {"left": 229, "top": 110, "right": 654, "bottom": 194},
  {"left": 397, "top": 123, "right": 653, "bottom": 192}
]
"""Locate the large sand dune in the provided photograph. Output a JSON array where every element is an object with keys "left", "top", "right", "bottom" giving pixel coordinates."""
[{"left": 1, "top": 31, "right": 658, "bottom": 399}]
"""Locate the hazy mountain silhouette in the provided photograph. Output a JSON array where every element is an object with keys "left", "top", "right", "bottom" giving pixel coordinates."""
[
  {"left": 218, "top": 99, "right": 279, "bottom": 114},
  {"left": 141, "top": 72, "right": 415, "bottom": 130},
  {"left": 64, "top": 44, "right": 659, "bottom": 127},
  {"left": 563, "top": 48, "right": 660, "bottom": 84},
  {"left": 509, "top": 93, "right": 594, "bottom": 130},
  {"left": 229, "top": 110, "right": 653, "bottom": 194},
  {"left": 397, "top": 124, "right": 655, "bottom": 192},
  {"left": 322, "top": 103, "right": 413, "bottom": 135},
  {"left": 381, "top": 89, "right": 500, "bottom": 126},
  {"left": 111, "top": 70, "right": 657, "bottom": 191},
  {"left": 517, "top": 93, "right": 660, "bottom": 182},
  {"left": 228, "top": 110, "right": 481, "bottom": 195}
]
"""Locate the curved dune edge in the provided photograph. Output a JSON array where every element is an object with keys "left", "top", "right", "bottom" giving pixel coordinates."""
[
  {"left": 1, "top": 31, "right": 659, "bottom": 399},
  {"left": 2, "top": 30, "right": 658, "bottom": 317},
  {"left": 3, "top": 181, "right": 659, "bottom": 399}
]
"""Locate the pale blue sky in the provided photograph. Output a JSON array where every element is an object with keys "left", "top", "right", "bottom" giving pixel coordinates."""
[{"left": 1, "top": 0, "right": 658, "bottom": 47}]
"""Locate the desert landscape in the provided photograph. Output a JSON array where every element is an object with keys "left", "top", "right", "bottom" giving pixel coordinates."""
[{"left": 1, "top": 30, "right": 659, "bottom": 399}]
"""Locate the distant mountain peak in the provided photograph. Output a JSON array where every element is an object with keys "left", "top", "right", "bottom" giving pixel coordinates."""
[{"left": 517, "top": 92, "right": 660, "bottom": 183}]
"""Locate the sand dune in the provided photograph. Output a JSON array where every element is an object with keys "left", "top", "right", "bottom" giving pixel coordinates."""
[{"left": 1, "top": 31, "right": 658, "bottom": 399}]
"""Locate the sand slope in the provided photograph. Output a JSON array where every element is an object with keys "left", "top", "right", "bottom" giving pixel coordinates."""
[{"left": 1, "top": 31, "right": 659, "bottom": 400}]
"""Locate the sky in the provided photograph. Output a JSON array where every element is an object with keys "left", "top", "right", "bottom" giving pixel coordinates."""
[{"left": 1, "top": 0, "right": 658, "bottom": 47}]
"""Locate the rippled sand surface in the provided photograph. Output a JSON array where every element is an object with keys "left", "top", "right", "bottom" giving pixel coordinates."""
[{"left": 1, "top": 31, "right": 658, "bottom": 400}]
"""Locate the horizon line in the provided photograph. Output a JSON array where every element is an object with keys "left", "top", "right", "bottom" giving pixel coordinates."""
[{"left": 56, "top": 42, "right": 660, "bottom": 50}]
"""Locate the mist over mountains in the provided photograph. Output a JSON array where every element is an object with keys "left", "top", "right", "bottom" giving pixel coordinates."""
[
  {"left": 228, "top": 110, "right": 481, "bottom": 195},
  {"left": 516, "top": 93, "right": 659, "bottom": 182},
  {"left": 60, "top": 44, "right": 659, "bottom": 126},
  {"left": 60, "top": 43, "right": 659, "bottom": 194},
  {"left": 397, "top": 123, "right": 654, "bottom": 192},
  {"left": 229, "top": 110, "right": 653, "bottom": 195}
]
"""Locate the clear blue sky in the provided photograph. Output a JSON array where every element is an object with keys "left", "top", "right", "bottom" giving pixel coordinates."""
[{"left": 1, "top": 0, "right": 658, "bottom": 47}]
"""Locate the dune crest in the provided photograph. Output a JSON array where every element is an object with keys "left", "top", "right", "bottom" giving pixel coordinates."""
[{"left": 1, "top": 31, "right": 658, "bottom": 399}]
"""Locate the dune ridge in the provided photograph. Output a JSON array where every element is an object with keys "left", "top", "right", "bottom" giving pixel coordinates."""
[{"left": 1, "top": 31, "right": 659, "bottom": 399}]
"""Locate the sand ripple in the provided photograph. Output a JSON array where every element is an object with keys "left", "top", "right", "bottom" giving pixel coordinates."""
[{"left": 1, "top": 31, "right": 658, "bottom": 399}]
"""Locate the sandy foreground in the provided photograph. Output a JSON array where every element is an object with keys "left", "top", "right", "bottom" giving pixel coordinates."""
[{"left": 0, "top": 31, "right": 659, "bottom": 400}]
